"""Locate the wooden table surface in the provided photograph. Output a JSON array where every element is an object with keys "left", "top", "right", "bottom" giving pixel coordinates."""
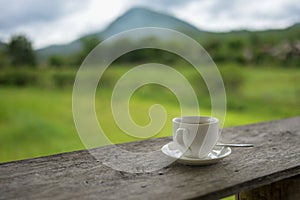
[{"left": 0, "top": 117, "right": 299, "bottom": 200}]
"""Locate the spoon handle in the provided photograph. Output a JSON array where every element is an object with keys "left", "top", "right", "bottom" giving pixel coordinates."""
[{"left": 217, "top": 143, "right": 254, "bottom": 147}]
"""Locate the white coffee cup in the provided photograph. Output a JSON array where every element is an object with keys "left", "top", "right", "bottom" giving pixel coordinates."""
[{"left": 172, "top": 116, "right": 220, "bottom": 158}]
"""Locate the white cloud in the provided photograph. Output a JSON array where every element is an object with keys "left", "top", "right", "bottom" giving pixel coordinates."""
[
  {"left": 0, "top": 0, "right": 299, "bottom": 48},
  {"left": 0, "top": 0, "right": 134, "bottom": 48},
  {"left": 171, "top": 0, "right": 300, "bottom": 31}
]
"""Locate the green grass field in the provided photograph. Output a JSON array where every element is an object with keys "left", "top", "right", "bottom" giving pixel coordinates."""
[{"left": 0, "top": 65, "right": 299, "bottom": 163}]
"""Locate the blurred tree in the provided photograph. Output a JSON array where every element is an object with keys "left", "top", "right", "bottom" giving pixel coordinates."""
[
  {"left": 8, "top": 35, "right": 36, "bottom": 66},
  {"left": 227, "top": 39, "right": 246, "bottom": 64},
  {"left": 74, "top": 36, "right": 100, "bottom": 65},
  {"left": 228, "top": 39, "right": 244, "bottom": 50},
  {"left": 48, "top": 55, "right": 65, "bottom": 67},
  {"left": 204, "top": 39, "right": 226, "bottom": 62},
  {"left": 0, "top": 49, "right": 10, "bottom": 68},
  {"left": 81, "top": 36, "right": 100, "bottom": 54}
]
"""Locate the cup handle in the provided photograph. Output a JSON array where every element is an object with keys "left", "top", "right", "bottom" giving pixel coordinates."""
[{"left": 175, "top": 128, "right": 188, "bottom": 147}]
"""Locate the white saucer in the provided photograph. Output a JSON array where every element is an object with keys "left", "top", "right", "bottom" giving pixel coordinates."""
[{"left": 161, "top": 142, "right": 231, "bottom": 166}]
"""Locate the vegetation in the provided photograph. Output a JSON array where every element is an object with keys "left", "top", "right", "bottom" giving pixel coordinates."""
[
  {"left": 2, "top": 25, "right": 300, "bottom": 69},
  {"left": 46, "top": 36, "right": 101, "bottom": 67},
  {"left": 0, "top": 65, "right": 299, "bottom": 163},
  {"left": 48, "top": 55, "right": 65, "bottom": 67},
  {"left": 0, "top": 28, "right": 299, "bottom": 164},
  {"left": 7, "top": 35, "right": 36, "bottom": 66},
  {"left": 40, "top": 24, "right": 300, "bottom": 67},
  {"left": 0, "top": 29, "right": 299, "bottom": 200}
]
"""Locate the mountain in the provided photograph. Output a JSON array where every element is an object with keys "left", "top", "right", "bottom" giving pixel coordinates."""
[
  {"left": 37, "top": 7, "right": 203, "bottom": 61},
  {"left": 100, "top": 7, "right": 202, "bottom": 38},
  {"left": 37, "top": 7, "right": 300, "bottom": 62},
  {"left": 37, "top": 40, "right": 81, "bottom": 61}
]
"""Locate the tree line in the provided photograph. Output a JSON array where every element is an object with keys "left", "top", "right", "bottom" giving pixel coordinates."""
[{"left": 0, "top": 32, "right": 299, "bottom": 68}]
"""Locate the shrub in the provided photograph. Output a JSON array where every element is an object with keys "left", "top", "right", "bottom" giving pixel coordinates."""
[
  {"left": 189, "top": 65, "right": 245, "bottom": 96},
  {"left": 0, "top": 68, "right": 38, "bottom": 86},
  {"left": 52, "top": 71, "right": 76, "bottom": 88},
  {"left": 48, "top": 55, "right": 65, "bottom": 67}
]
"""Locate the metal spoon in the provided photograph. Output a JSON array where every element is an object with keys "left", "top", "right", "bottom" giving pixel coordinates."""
[{"left": 216, "top": 143, "right": 254, "bottom": 147}]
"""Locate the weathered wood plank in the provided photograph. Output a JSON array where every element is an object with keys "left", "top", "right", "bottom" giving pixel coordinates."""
[
  {"left": 0, "top": 117, "right": 299, "bottom": 200},
  {"left": 235, "top": 175, "right": 300, "bottom": 200}
]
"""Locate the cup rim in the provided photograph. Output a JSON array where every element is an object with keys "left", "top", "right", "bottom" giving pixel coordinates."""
[{"left": 172, "top": 116, "right": 219, "bottom": 125}]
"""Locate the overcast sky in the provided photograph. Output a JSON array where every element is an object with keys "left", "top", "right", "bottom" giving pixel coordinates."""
[{"left": 1, "top": 0, "right": 299, "bottom": 49}]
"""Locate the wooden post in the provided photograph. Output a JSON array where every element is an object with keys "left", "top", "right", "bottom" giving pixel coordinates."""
[{"left": 236, "top": 175, "right": 300, "bottom": 200}]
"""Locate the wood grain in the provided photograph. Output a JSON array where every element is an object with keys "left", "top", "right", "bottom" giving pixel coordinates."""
[
  {"left": 0, "top": 117, "right": 299, "bottom": 200},
  {"left": 236, "top": 175, "right": 300, "bottom": 200}
]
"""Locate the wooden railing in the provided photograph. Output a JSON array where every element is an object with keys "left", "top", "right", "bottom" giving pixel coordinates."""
[{"left": 0, "top": 117, "right": 299, "bottom": 199}]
